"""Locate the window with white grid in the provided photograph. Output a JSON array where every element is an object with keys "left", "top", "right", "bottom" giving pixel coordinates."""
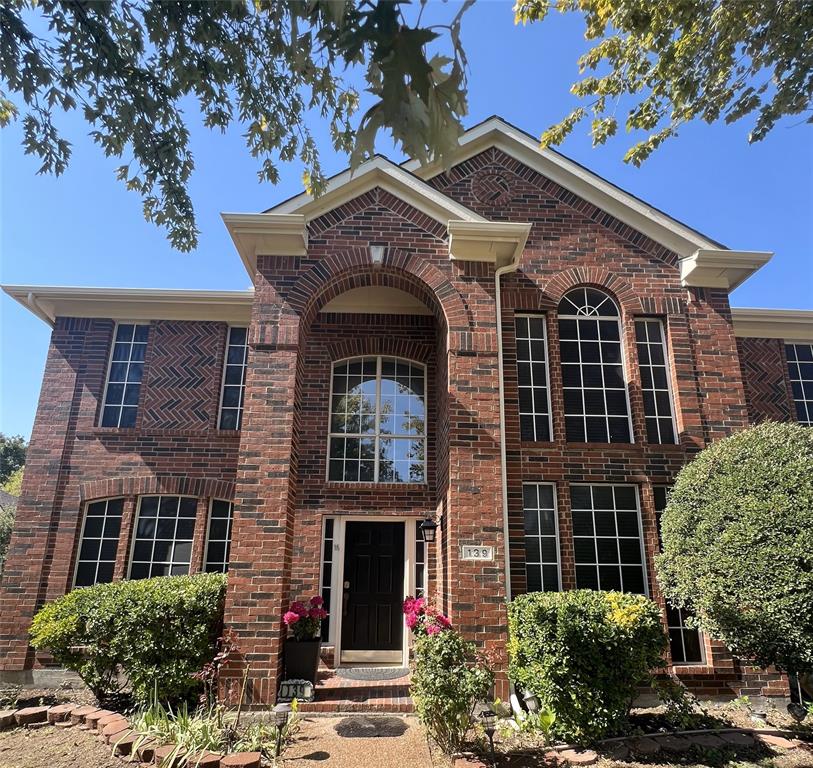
[
  {"left": 320, "top": 518, "right": 335, "bottom": 641},
  {"left": 571, "top": 484, "right": 646, "bottom": 594},
  {"left": 523, "top": 483, "right": 560, "bottom": 592},
  {"left": 415, "top": 520, "right": 427, "bottom": 598},
  {"left": 219, "top": 327, "right": 248, "bottom": 430},
  {"left": 101, "top": 323, "right": 149, "bottom": 427},
  {"left": 558, "top": 288, "right": 632, "bottom": 443},
  {"left": 515, "top": 315, "right": 552, "bottom": 441},
  {"left": 74, "top": 498, "right": 124, "bottom": 587},
  {"left": 786, "top": 343, "right": 813, "bottom": 426},
  {"left": 129, "top": 496, "right": 197, "bottom": 579},
  {"left": 204, "top": 499, "right": 233, "bottom": 573},
  {"left": 635, "top": 319, "right": 676, "bottom": 443},
  {"left": 328, "top": 356, "right": 426, "bottom": 483}
]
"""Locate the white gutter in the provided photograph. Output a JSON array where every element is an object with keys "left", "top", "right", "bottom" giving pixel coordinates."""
[{"left": 26, "top": 291, "right": 55, "bottom": 328}]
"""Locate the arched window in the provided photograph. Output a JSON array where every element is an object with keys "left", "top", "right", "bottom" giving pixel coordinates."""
[
  {"left": 557, "top": 288, "right": 632, "bottom": 443},
  {"left": 328, "top": 356, "right": 426, "bottom": 483}
]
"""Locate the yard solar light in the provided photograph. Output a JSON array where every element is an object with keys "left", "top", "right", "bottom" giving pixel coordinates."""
[
  {"left": 419, "top": 516, "right": 438, "bottom": 543},
  {"left": 479, "top": 709, "right": 498, "bottom": 767},
  {"left": 273, "top": 702, "right": 292, "bottom": 758},
  {"left": 522, "top": 690, "right": 540, "bottom": 713}
]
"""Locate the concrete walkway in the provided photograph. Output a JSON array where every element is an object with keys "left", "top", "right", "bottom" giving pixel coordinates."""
[{"left": 284, "top": 715, "right": 437, "bottom": 767}]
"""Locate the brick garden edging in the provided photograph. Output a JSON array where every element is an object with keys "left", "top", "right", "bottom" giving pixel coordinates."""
[
  {"left": 453, "top": 725, "right": 813, "bottom": 766},
  {"left": 0, "top": 702, "right": 262, "bottom": 768}
]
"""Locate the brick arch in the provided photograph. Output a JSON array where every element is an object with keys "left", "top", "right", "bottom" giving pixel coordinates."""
[
  {"left": 327, "top": 336, "right": 435, "bottom": 364},
  {"left": 287, "top": 247, "right": 473, "bottom": 338},
  {"left": 545, "top": 267, "right": 643, "bottom": 316},
  {"left": 79, "top": 475, "right": 235, "bottom": 503}
]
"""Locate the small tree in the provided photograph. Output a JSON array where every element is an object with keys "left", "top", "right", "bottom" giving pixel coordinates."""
[
  {"left": 656, "top": 422, "right": 813, "bottom": 674},
  {"left": 0, "top": 434, "right": 26, "bottom": 485}
]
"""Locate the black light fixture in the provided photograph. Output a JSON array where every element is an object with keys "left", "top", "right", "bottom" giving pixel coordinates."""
[
  {"left": 479, "top": 708, "right": 498, "bottom": 766},
  {"left": 272, "top": 702, "right": 292, "bottom": 757},
  {"left": 419, "top": 516, "right": 438, "bottom": 543}
]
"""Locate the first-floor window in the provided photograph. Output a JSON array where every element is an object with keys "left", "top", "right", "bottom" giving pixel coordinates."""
[
  {"left": 571, "top": 484, "right": 646, "bottom": 594},
  {"left": 129, "top": 495, "right": 197, "bottom": 579},
  {"left": 667, "top": 605, "right": 705, "bottom": 664},
  {"left": 786, "top": 343, "right": 813, "bottom": 426},
  {"left": 74, "top": 498, "right": 124, "bottom": 586},
  {"left": 415, "top": 519, "right": 427, "bottom": 598},
  {"left": 204, "top": 500, "right": 234, "bottom": 573},
  {"left": 523, "top": 483, "right": 560, "bottom": 592},
  {"left": 320, "top": 518, "right": 335, "bottom": 641}
]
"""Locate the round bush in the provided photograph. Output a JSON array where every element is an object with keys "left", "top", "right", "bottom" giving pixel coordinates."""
[
  {"left": 507, "top": 590, "right": 667, "bottom": 743},
  {"left": 656, "top": 421, "right": 813, "bottom": 673},
  {"left": 30, "top": 572, "right": 226, "bottom": 706}
]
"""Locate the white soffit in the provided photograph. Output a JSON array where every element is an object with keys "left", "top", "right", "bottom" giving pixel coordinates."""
[
  {"left": 731, "top": 307, "right": 813, "bottom": 341},
  {"left": 447, "top": 220, "right": 532, "bottom": 268},
  {"left": 2, "top": 285, "right": 253, "bottom": 327},
  {"left": 403, "top": 117, "right": 724, "bottom": 259},
  {"left": 222, "top": 212, "right": 308, "bottom": 278},
  {"left": 680, "top": 249, "right": 773, "bottom": 290},
  {"left": 320, "top": 286, "right": 433, "bottom": 315}
]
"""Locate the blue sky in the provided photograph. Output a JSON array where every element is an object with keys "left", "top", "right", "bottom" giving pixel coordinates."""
[{"left": 1, "top": 2, "right": 811, "bottom": 439}]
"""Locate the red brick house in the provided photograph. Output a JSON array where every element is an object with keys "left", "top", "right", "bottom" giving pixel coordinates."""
[{"left": 2, "top": 117, "right": 811, "bottom": 707}]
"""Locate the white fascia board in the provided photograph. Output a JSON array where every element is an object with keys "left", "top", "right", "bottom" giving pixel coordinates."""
[
  {"left": 267, "top": 156, "right": 486, "bottom": 225},
  {"left": 731, "top": 307, "right": 813, "bottom": 341},
  {"left": 2, "top": 285, "right": 254, "bottom": 326},
  {"left": 447, "top": 220, "right": 532, "bottom": 269},
  {"left": 404, "top": 117, "right": 722, "bottom": 258},
  {"left": 222, "top": 212, "right": 308, "bottom": 279},
  {"left": 680, "top": 249, "right": 773, "bottom": 290}
]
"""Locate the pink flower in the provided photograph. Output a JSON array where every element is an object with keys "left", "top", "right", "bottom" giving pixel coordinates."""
[
  {"left": 283, "top": 611, "right": 301, "bottom": 626},
  {"left": 413, "top": 597, "right": 426, "bottom": 613},
  {"left": 426, "top": 624, "right": 441, "bottom": 635},
  {"left": 403, "top": 597, "right": 416, "bottom": 614},
  {"left": 291, "top": 601, "right": 308, "bottom": 617},
  {"left": 310, "top": 595, "right": 324, "bottom": 607},
  {"left": 405, "top": 612, "right": 419, "bottom": 629},
  {"left": 435, "top": 614, "right": 452, "bottom": 628},
  {"left": 309, "top": 607, "right": 328, "bottom": 620}
]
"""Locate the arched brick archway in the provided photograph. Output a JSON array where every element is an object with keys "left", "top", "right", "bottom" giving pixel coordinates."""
[{"left": 545, "top": 267, "right": 643, "bottom": 316}]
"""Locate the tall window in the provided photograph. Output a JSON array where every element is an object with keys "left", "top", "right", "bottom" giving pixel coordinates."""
[
  {"left": 328, "top": 357, "right": 426, "bottom": 483},
  {"left": 101, "top": 323, "right": 149, "bottom": 427},
  {"left": 320, "top": 518, "right": 335, "bottom": 641},
  {"left": 219, "top": 327, "right": 248, "bottom": 430},
  {"left": 571, "top": 484, "right": 646, "bottom": 594},
  {"left": 415, "top": 520, "right": 427, "bottom": 598},
  {"left": 523, "top": 483, "right": 560, "bottom": 592},
  {"left": 654, "top": 486, "right": 704, "bottom": 664},
  {"left": 129, "top": 496, "right": 197, "bottom": 579},
  {"left": 74, "top": 498, "right": 124, "bottom": 586},
  {"left": 204, "top": 500, "right": 234, "bottom": 573},
  {"left": 635, "top": 319, "right": 676, "bottom": 443},
  {"left": 558, "top": 288, "right": 631, "bottom": 443},
  {"left": 786, "top": 343, "right": 813, "bottom": 426},
  {"left": 515, "top": 315, "right": 552, "bottom": 441}
]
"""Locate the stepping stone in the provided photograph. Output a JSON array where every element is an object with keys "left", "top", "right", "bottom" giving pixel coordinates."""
[
  {"left": 0, "top": 710, "right": 17, "bottom": 730},
  {"left": 154, "top": 745, "right": 185, "bottom": 767},
  {"left": 558, "top": 749, "right": 598, "bottom": 765},
  {"left": 103, "top": 721, "right": 130, "bottom": 743},
  {"left": 220, "top": 753, "right": 262, "bottom": 768},
  {"left": 187, "top": 752, "right": 222, "bottom": 768},
  {"left": 658, "top": 735, "right": 691, "bottom": 752},
  {"left": 691, "top": 733, "right": 726, "bottom": 748},
  {"left": 544, "top": 750, "right": 564, "bottom": 766},
  {"left": 97, "top": 711, "right": 125, "bottom": 728},
  {"left": 135, "top": 739, "right": 160, "bottom": 762},
  {"left": 47, "top": 704, "right": 74, "bottom": 723},
  {"left": 112, "top": 731, "right": 141, "bottom": 757},
  {"left": 55, "top": 720, "right": 75, "bottom": 729},
  {"left": 757, "top": 733, "right": 797, "bottom": 749},
  {"left": 603, "top": 742, "right": 629, "bottom": 760},
  {"left": 631, "top": 737, "right": 661, "bottom": 755},
  {"left": 69, "top": 705, "right": 99, "bottom": 725},
  {"left": 14, "top": 706, "right": 48, "bottom": 726},
  {"left": 722, "top": 731, "right": 755, "bottom": 746},
  {"left": 85, "top": 709, "right": 114, "bottom": 729}
]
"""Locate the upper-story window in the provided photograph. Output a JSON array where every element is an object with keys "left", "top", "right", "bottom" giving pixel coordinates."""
[
  {"left": 635, "top": 319, "right": 677, "bottom": 443},
  {"left": 558, "top": 288, "right": 632, "bottom": 443},
  {"left": 101, "top": 323, "right": 149, "bottom": 427},
  {"left": 786, "top": 343, "right": 813, "bottom": 426},
  {"left": 515, "top": 315, "right": 552, "bottom": 441},
  {"left": 328, "top": 356, "right": 426, "bottom": 483},
  {"left": 219, "top": 327, "right": 248, "bottom": 430}
]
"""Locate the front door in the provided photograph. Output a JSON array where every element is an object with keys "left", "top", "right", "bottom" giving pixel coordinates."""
[{"left": 340, "top": 521, "right": 405, "bottom": 663}]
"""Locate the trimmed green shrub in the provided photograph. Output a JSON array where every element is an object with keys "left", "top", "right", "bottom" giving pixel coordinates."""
[
  {"left": 508, "top": 590, "right": 667, "bottom": 743},
  {"left": 30, "top": 573, "right": 226, "bottom": 706},
  {"left": 410, "top": 628, "right": 494, "bottom": 755},
  {"left": 656, "top": 421, "right": 813, "bottom": 674}
]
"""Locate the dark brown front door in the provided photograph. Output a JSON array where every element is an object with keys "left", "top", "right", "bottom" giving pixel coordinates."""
[{"left": 341, "top": 521, "right": 405, "bottom": 656}]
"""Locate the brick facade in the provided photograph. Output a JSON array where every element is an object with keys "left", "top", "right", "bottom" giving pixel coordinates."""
[{"left": 1, "top": 130, "right": 802, "bottom": 704}]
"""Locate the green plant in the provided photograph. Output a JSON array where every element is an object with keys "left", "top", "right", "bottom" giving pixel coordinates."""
[
  {"left": 507, "top": 590, "right": 667, "bottom": 743},
  {"left": 654, "top": 676, "right": 708, "bottom": 730},
  {"left": 410, "top": 628, "right": 494, "bottom": 755},
  {"left": 656, "top": 422, "right": 813, "bottom": 675},
  {"left": 233, "top": 704, "right": 301, "bottom": 761},
  {"left": 30, "top": 572, "right": 226, "bottom": 706}
]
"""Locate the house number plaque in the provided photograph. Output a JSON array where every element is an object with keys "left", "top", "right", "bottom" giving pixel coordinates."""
[
  {"left": 461, "top": 545, "right": 493, "bottom": 561},
  {"left": 277, "top": 679, "right": 315, "bottom": 702}
]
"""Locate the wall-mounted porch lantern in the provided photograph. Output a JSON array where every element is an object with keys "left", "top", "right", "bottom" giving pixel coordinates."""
[
  {"left": 369, "top": 244, "right": 385, "bottom": 266},
  {"left": 419, "top": 516, "right": 439, "bottom": 543}
]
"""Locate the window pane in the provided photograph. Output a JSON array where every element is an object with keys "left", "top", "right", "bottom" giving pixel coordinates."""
[
  {"left": 130, "top": 495, "right": 196, "bottom": 579},
  {"left": 219, "top": 327, "right": 248, "bottom": 430},
  {"left": 205, "top": 500, "right": 233, "bottom": 573},
  {"left": 101, "top": 324, "right": 148, "bottom": 427},
  {"left": 515, "top": 316, "right": 551, "bottom": 441},
  {"left": 787, "top": 344, "right": 813, "bottom": 426},
  {"left": 523, "top": 483, "right": 559, "bottom": 592},
  {"left": 636, "top": 319, "right": 677, "bottom": 443},
  {"left": 74, "top": 498, "right": 124, "bottom": 587}
]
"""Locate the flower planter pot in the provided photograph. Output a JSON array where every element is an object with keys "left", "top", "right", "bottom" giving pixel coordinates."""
[{"left": 284, "top": 638, "right": 321, "bottom": 683}]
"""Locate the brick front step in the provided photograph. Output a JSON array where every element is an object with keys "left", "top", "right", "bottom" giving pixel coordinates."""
[{"left": 298, "top": 666, "right": 414, "bottom": 713}]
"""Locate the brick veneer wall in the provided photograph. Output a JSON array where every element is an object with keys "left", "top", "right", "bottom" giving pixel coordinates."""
[{"left": 737, "top": 337, "right": 796, "bottom": 423}]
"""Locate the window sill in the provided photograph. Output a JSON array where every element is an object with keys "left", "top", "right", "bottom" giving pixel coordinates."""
[
  {"left": 671, "top": 663, "right": 716, "bottom": 675},
  {"left": 326, "top": 481, "right": 429, "bottom": 490}
]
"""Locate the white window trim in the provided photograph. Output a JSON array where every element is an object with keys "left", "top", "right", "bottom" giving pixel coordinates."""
[
  {"left": 570, "top": 483, "right": 649, "bottom": 596},
  {"left": 72, "top": 497, "right": 124, "bottom": 587},
  {"left": 202, "top": 498, "right": 234, "bottom": 573},
  {"left": 635, "top": 317, "right": 678, "bottom": 444},
  {"left": 515, "top": 314, "right": 554, "bottom": 442},
  {"left": 217, "top": 325, "right": 248, "bottom": 431},
  {"left": 521, "top": 481, "right": 562, "bottom": 592},
  {"left": 667, "top": 605, "right": 707, "bottom": 666},
  {"left": 786, "top": 341, "right": 813, "bottom": 426},
  {"left": 99, "top": 320, "right": 150, "bottom": 428},
  {"left": 319, "top": 515, "right": 336, "bottom": 643},
  {"left": 557, "top": 292, "right": 635, "bottom": 444},
  {"left": 127, "top": 495, "right": 196, "bottom": 579},
  {"left": 325, "top": 355, "right": 428, "bottom": 484}
]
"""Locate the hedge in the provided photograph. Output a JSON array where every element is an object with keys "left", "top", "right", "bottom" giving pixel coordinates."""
[
  {"left": 507, "top": 590, "right": 667, "bottom": 743},
  {"left": 30, "top": 573, "right": 227, "bottom": 706}
]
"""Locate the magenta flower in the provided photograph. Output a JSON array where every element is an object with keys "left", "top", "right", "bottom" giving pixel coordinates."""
[
  {"left": 435, "top": 614, "right": 452, "bottom": 628},
  {"left": 310, "top": 595, "right": 324, "bottom": 607},
  {"left": 405, "top": 612, "right": 419, "bottom": 629},
  {"left": 309, "top": 607, "right": 328, "bottom": 620},
  {"left": 291, "top": 601, "right": 308, "bottom": 617},
  {"left": 283, "top": 611, "right": 301, "bottom": 626},
  {"left": 403, "top": 597, "right": 416, "bottom": 614},
  {"left": 413, "top": 597, "right": 426, "bottom": 613},
  {"left": 426, "top": 624, "right": 441, "bottom": 635}
]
